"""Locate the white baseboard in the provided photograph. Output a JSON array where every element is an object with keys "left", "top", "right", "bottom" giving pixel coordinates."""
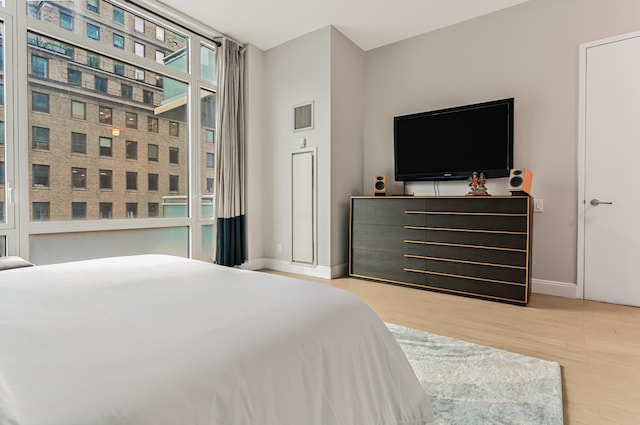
[
  {"left": 531, "top": 278, "right": 577, "bottom": 298},
  {"left": 242, "top": 258, "right": 346, "bottom": 280}
]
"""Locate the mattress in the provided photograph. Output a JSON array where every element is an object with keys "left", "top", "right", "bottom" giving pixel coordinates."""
[{"left": 0, "top": 254, "right": 435, "bottom": 425}]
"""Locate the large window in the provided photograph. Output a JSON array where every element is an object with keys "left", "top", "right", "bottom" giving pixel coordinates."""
[{"left": 20, "top": 0, "right": 208, "bottom": 231}]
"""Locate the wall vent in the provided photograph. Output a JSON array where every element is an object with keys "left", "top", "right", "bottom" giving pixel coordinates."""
[{"left": 293, "top": 101, "right": 314, "bottom": 131}]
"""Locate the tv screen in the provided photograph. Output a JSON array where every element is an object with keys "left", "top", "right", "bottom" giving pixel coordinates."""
[{"left": 394, "top": 98, "right": 514, "bottom": 181}]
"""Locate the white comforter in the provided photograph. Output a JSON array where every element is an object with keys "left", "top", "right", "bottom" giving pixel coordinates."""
[{"left": 0, "top": 255, "right": 435, "bottom": 425}]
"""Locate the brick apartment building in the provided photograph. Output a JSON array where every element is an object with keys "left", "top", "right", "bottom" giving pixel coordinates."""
[{"left": 7, "top": 0, "right": 216, "bottom": 221}]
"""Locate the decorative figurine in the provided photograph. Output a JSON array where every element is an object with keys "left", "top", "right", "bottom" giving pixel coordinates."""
[{"left": 467, "top": 171, "right": 490, "bottom": 196}]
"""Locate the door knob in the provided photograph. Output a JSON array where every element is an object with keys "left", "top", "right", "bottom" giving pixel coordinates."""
[{"left": 590, "top": 199, "right": 613, "bottom": 206}]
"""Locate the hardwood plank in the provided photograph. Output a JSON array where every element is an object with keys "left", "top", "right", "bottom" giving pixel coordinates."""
[{"left": 265, "top": 271, "right": 640, "bottom": 425}]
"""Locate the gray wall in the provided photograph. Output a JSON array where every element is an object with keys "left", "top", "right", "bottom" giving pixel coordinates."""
[
  {"left": 330, "top": 29, "right": 365, "bottom": 270},
  {"left": 244, "top": 44, "right": 265, "bottom": 266},
  {"left": 363, "top": 0, "right": 640, "bottom": 285},
  {"left": 247, "top": 0, "right": 640, "bottom": 286},
  {"left": 261, "top": 27, "right": 332, "bottom": 268}
]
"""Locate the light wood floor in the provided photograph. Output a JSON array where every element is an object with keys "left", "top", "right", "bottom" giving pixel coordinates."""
[{"left": 268, "top": 272, "right": 640, "bottom": 425}]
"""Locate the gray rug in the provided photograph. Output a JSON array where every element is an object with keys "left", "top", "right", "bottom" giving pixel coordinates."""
[{"left": 387, "top": 323, "right": 563, "bottom": 425}]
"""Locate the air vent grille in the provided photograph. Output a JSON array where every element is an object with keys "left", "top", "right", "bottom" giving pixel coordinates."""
[{"left": 294, "top": 102, "right": 313, "bottom": 131}]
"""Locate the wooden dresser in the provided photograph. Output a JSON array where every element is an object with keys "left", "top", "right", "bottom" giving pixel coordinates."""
[{"left": 349, "top": 196, "right": 532, "bottom": 305}]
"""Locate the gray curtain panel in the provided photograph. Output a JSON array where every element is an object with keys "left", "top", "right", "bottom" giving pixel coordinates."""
[{"left": 214, "top": 38, "right": 246, "bottom": 266}]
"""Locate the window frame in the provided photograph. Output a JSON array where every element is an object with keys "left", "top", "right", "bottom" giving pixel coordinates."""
[
  {"left": 71, "top": 100, "right": 86, "bottom": 120},
  {"left": 87, "top": 23, "right": 100, "bottom": 40},
  {"left": 71, "top": 167, "right": 87, "bottom": 189},
  {"left": 99, "top": 169, "right": 113, "bottom": 190},
  {"left": 32, "top": 164, "right": 50, "bottom": 187},
  {"left": 14, "top": 0, "right": 216, "bottom": 261},
  {"left": 31, "top": 91, "right": 49, "bottom": 113},
  {"left": 99, "top": 136, "right": 113, "bottom": 157},
  {"left": 71, "top": 132, "right": 87, "bottom": 154},
  {"left": 32, "top": 126, "right": 50, "bottom": 150}
]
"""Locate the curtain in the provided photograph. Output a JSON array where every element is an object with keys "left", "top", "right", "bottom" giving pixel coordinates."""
[{"left": 214, "top": 38, "right": 246, "bottom": 266}]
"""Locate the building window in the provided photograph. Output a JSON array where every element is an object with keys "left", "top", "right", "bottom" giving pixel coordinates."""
[
  {"left": 33, "top": 164, "right": 50, "bottom": 187},
  {"left": 99, "top": 137, "right": 112, "bottom": 156},
  {"left": 31, "top": 55, "right": 48, "bottom": 78},
  {"left": 126, "top": 203, "right": 138, "bottom": 218},
  {"left": 33, "top": 202, "right": 50, "bottom": 221},
  {"left": 113, "top": 34, "right": 124, "bottom": 49},
  {"left": 71, "top": 167, "right": 87, "bottom": 189},
  {"left": 32, "top": 92, "right": 49, "bottom": 113},
  {"left": 126, "top": 140, "right": 137, "bottom": 159},
  {"left": 60, "top": 12, "right": 74, "bottom": 31},
  {"left": 71, "top": 101, "right": 86, "bottom": 120},
  {"left": 99, "top": 106, "right": 112, "bottom": 124},
  {"left": 72, "top": 202, "right": 86, "bottom": 219},
  {"left": 114, "top": 62, "right": 125, "bottom": 75},
  {"left": 147, "top": 117, "right": 158, "bottom": 133},
  {"left": 156, "top": 27, "right": 165, "bottom": 41},
  {"left": 71, "top": 132, "right": 87, "bottom": 154},
  {"left": 0, "top": 122, "right": 4, "bottom": 145},
  {"left": 68, "top": 67, "right": 81, "bottom": 85},
  {"left": 87, "top": 0, "right": 99, "bottom": 13},
  {"left": 169, "top": 147, "right": 179, "bottom": 164},
  {"left": 134, "top": 69, "right": 145, "bottom": 81},
  {"left": 169, "top": 121, "right": 179, "bottom": 137},
  {"left": 148, "top": 203, "right": 159, "bottom": 217},
  {"left": 121, "top": 84, "right": 133, "bottom": 99},
  {"left": 134, "top": 16, "right": 144, "bottom": 32},
  {"left": 126, "top": 112, "right": 137, "bottom": 128},
  {"left": 32, "top": 126, "right": 50, "bottom": 150},
  {"left": 87, "top": 23, "right": 100, "bottom": 40},
  {"left": 88, "top": 53, "right": 100, "bottom": 68},
  {"left": 113, "top": 7, "right": 124, "bottom": 24},
  {"left": 206, "top": 129, "right": 214, "bottom": 143},
  {"left": 148, "top": 173, "right": 158, "bottom": 191},
  {"left": 143, "top": 90, "right": 153, "bottom": 105},
  {"left": 169, "top": 175, "right": 179, "bottom": 192},
  {"left": 126, "top": 171, "right": 137, "bottom": 190},
  {"left": 134, "top": 42, "right": 145, "bottom": 57},
  {"left": 95, "top": 76, "right": 108, "bottom": 93},
  {"left": 99, "top": 169, "right": 112, "bottom": 189},
  {"left": 99, "top": 202, "right": 112, "bottom": 219},
  {"left": 148, "top": 144, "right": 158, "bottom": 161},
  {"left": 206, "top": 178, "right": 214, "bottom": 193},
  {"left": 206, "top": 153, "right": 215, "bottom": 168},
  {"left": 155, "top": 50, "right": 165, "bottom": 64},
  {"left": 0, "top": 162, "right": 4, "bottom": 185}
]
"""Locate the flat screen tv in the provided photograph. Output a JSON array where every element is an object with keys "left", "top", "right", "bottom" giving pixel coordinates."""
[{"left": 394, "top": 98, "right": 514, "bottom": 181}]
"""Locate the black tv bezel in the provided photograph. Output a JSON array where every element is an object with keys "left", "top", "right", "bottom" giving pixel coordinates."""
[{"left": 393, "top": 98, "right": 514, "bottom": 182}]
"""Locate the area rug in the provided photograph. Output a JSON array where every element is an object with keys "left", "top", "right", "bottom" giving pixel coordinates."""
[{"left": 387, "top": 323, "right": 563, "bottom": 425}]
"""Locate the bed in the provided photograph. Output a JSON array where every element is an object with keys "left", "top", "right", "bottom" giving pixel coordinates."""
[{"left": 0, "top": 254, "right": 435, "bottom": 425}]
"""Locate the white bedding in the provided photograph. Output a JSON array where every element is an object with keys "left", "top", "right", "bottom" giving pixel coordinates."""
[{"left": 0, "top": 255, "right": 435, "bottom": 425}]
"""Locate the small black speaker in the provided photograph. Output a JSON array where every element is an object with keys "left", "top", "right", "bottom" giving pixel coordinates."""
[{"left": 374, "top": 175, "right": 386, "bottom": 196}]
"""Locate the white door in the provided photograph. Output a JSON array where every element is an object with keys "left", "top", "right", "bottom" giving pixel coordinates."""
[{"left": 582, "top": 33, "right": 640, "bottom": 306}]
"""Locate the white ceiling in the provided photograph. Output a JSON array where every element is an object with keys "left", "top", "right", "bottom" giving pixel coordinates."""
[{"left": 157, "top": 0, "right": 530, "bottom": 52}]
